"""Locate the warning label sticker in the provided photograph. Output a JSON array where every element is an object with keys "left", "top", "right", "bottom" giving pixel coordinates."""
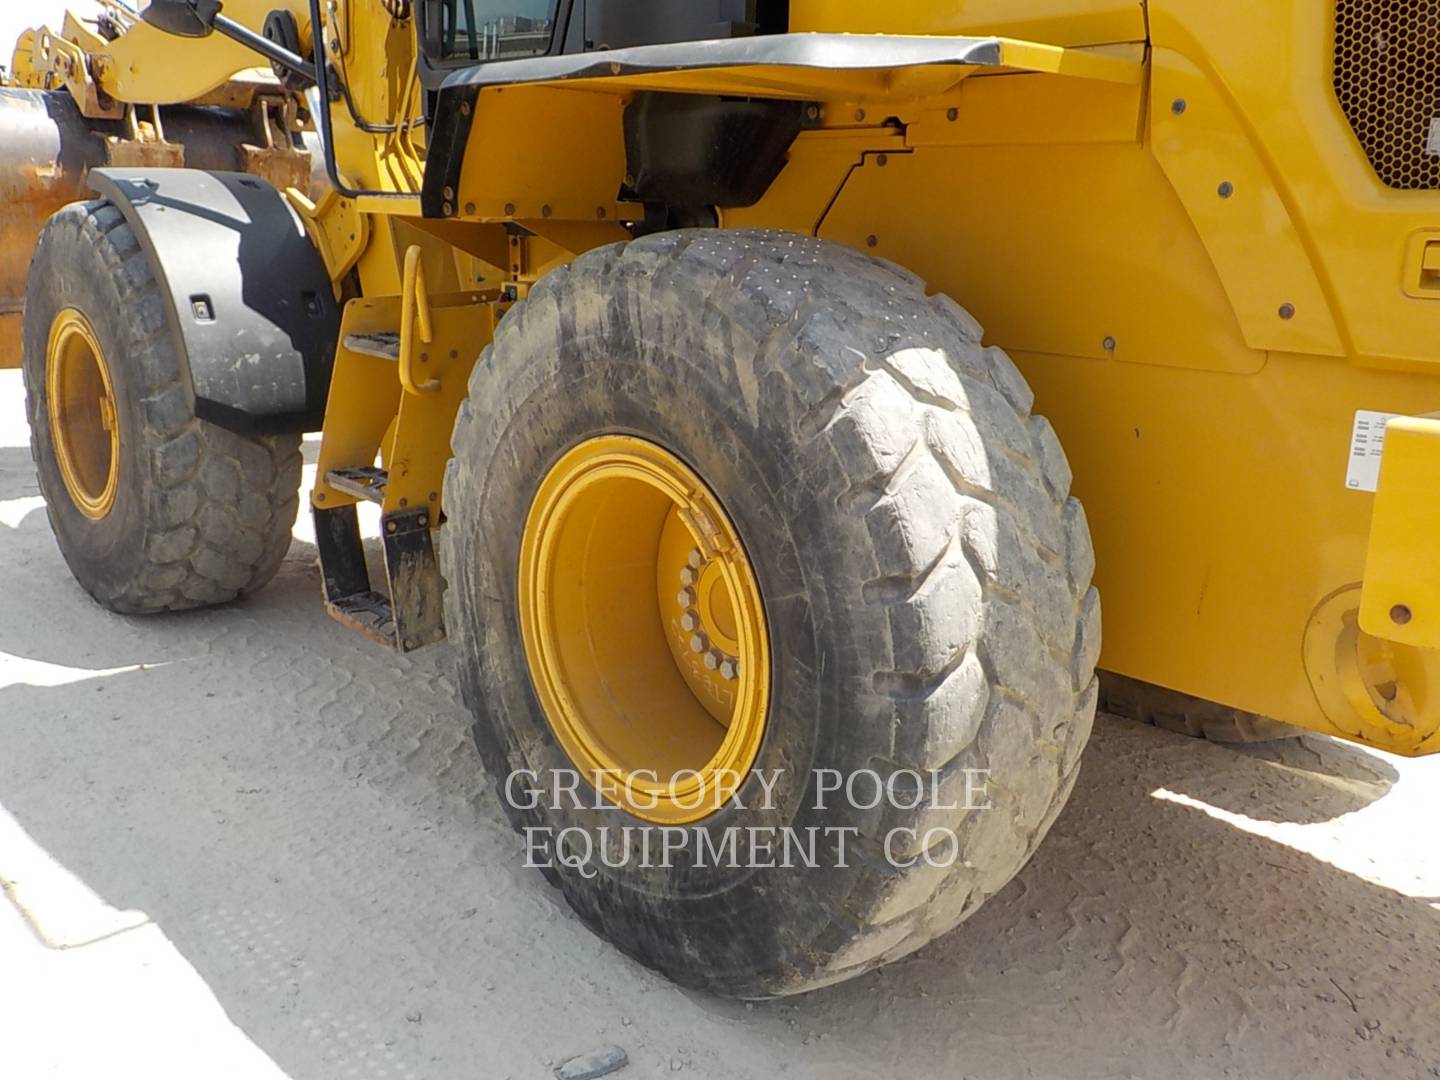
[{"left": 1346, "top": 410, "right": 1399, "bottom": 492}]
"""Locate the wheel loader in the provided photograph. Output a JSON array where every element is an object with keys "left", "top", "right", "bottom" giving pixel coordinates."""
[{"left": 2, "top": 0, "right": 1437, "bottom": 997}]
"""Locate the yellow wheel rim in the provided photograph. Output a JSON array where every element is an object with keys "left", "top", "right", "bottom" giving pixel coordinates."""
[
  {"left": 519, "top": 436, "right": 770, "bottom": 824},
  {"left": 45, "top": 308, "right": 120, "bottom": 521}
]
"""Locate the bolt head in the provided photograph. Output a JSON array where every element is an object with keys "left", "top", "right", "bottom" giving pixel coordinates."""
[
  {"left": 1217, "top": 181, "right": 1235, "bottom": 198},
  {"left": 687, "top": 548, "right": 703, "bottom": 569},
  {"left": 1171, "top": 98, "right": 1187, "bottom": 115},
  {"left": 677, "top": 588, "right": 695, "bottom": 608},
  {"left": 680, "top": 611, "right": 699, "bottom": 633},
  {"left": 1278, "top": 303, "right": 1296, "bottom": 320},
  {"left": 1391, "top": 604, "right": 1413, "bottom": 625},
  {"left": 719, "top": 659, "right": 738, "bottom": 681},
  {"left": 703, "top": 651, "right": 720, "bottom": 671},
  {"left": 689, "top": 634, "right": 708, "bottom": 654},
  {"left": 1103, "top": 336, "right": 1118, "bottom": 351},
  {"left": 679, "top": 567, "right": 697, "bottom": 587}
]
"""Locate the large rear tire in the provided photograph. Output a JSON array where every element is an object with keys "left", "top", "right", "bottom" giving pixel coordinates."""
[
  {"left": 442, "top": 229, "right": 1100, "bottom": 997},
  {"left": 22, "top": 200, "right": 301, "bottom": 613}
]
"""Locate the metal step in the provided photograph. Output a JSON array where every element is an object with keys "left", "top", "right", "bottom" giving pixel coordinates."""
[
  {"left": 342, "top": 331, "right": 400, "bottom": 361},
  {"left": 313, "top": 502, "right": 446, "bottom": 653},
  {"left": 325, "top": 466, "right": 388, "bottom": 504}
]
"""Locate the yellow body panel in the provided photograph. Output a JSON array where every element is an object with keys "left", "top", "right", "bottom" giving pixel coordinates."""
[{"left": 14, "top": 2, "right": 1440, "bottom": 753}]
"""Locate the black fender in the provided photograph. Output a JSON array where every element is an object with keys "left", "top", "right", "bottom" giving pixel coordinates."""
[{"left": 88, "top": 168, "right": 338, "bottom": 434}]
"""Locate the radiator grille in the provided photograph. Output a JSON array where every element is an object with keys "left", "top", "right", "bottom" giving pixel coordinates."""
[{"left": 1333, "top": 0, "right": 1440, "bottom": 190}]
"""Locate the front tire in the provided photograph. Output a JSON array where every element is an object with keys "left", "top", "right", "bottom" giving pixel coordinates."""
[
  {"left": 442, "top": 229, "right": 1100, "bottom": 996},
  {"left": 22, "top": 201, "right": 301, "bottom": 614}
]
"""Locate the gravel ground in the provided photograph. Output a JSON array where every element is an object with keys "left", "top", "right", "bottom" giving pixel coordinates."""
[{"left": 2, "top": 367, "right": 1439, "bottom": 1080}]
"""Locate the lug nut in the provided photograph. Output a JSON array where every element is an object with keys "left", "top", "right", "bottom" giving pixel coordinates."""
[
  {"left": 677, "top": 588, "right": 696, "bottom": 608},
  {"left": 680, "top": 611, "right": 699, "bottom": 633},
  {"left": 703, "top": 650, "right": 721, "bottom": 671},
  {"left": 679, "top": 566, "right": 697, "bottom": 587},
  {"left": 687, "top": 548, "right": 703, "bottom": 569},
  {"left": 719, "top": 659, "right": 738, "bottom": 681},
  {"left": 689, "top": 634, "right": 708, "bottom": 654}
]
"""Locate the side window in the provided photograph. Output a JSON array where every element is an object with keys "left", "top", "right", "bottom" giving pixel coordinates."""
[{"left": 430, "top": 0, "right": 559, "bottom": 62}]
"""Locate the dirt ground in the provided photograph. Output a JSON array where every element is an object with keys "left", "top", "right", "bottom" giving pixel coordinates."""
[{"left": 1, "top": 365, "right": 1438, "bottom": 1079}]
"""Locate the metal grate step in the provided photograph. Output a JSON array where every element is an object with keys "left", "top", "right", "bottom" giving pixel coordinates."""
[
  {"left": 342, "top": 331, "right": 400, "bottom": 361},
  {"left": 325, "top": 466, "right": 388, "bottom": 504}
]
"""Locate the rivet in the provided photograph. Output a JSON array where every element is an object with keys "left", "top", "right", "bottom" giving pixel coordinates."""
[
  {"left": 443, "top": 185, "right": 455, "bottom": 200},
  {"left": 1391, "top": 604, "right": 1413, "bottom": 625},
  {"left": 386, "top": 521, "right": 397, "bottom": 534},
  {"left": 866, "top": 235, "right": 879, "bottom": 248},
  {"left": 1279, "top": 303, "right": 1296, "bottom": 320},
  {"left": 1217, "top": 181, "right": 1235, "bottom": 198},
  {"left": 1103, "top": 336, "right": 1117, "bottom": 351},
  {"left": 315, "top": 492, "right": 326, "bottom": 503},
  {"left": 876, "top": 154, "right": 888, "bottom": 167},
  {"left": 542, "top": 204, "right": 553, "bottom": 218},
  {"left": 1171, "top": 98, "right": 1187, "bottom": 115},
  {"left": 465, "top": 202, "right": 476, "bottom": 215},
  {"left": 399, "top": 497, "right": 408, "bottom": 508},
  {"left": 418, "top": 514, "right": 428, "bottom": 527},
  {"left": 596, "top": 207, "right": 607, "bottom": 219},
  {"left": 946, "top": 107, "right": 958, "bottom": 122},
  {"left": 504, "top": 202, "right": 516, "bottom": 216},
  {"left": 442, "top": 202, "right": 453, "bottom": 217},
  {"left": 854, "top": 108, "right": 866, "bottom": 122},
  {"left": 449, "top": 350, "right": 458, "bottom": 359}
]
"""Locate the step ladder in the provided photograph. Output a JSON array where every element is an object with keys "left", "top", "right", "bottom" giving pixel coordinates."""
[{"left": 313, "top": 468, "right": 446, "bottom": 653}]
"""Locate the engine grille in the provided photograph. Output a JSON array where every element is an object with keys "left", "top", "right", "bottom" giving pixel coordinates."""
[{"left": 1333, "top": 0, "right": 1440, "bottom": 190}]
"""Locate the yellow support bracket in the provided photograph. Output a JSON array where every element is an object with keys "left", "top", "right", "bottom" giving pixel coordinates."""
[{"left": 1361, "top": 416, "right": 1440, "bottom": 650}]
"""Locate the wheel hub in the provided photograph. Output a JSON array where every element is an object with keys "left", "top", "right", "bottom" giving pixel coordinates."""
[
  {"left": 518, "top": 436, "right": 769, "bottom": 824},
  {"left": 45, "top": 308, "right": 119, "bottom": 520}
]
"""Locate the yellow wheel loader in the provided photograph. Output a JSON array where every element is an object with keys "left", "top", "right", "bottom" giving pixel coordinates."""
[{"left": 4, "top": 0, "right": 1438, "bottom": 996}]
